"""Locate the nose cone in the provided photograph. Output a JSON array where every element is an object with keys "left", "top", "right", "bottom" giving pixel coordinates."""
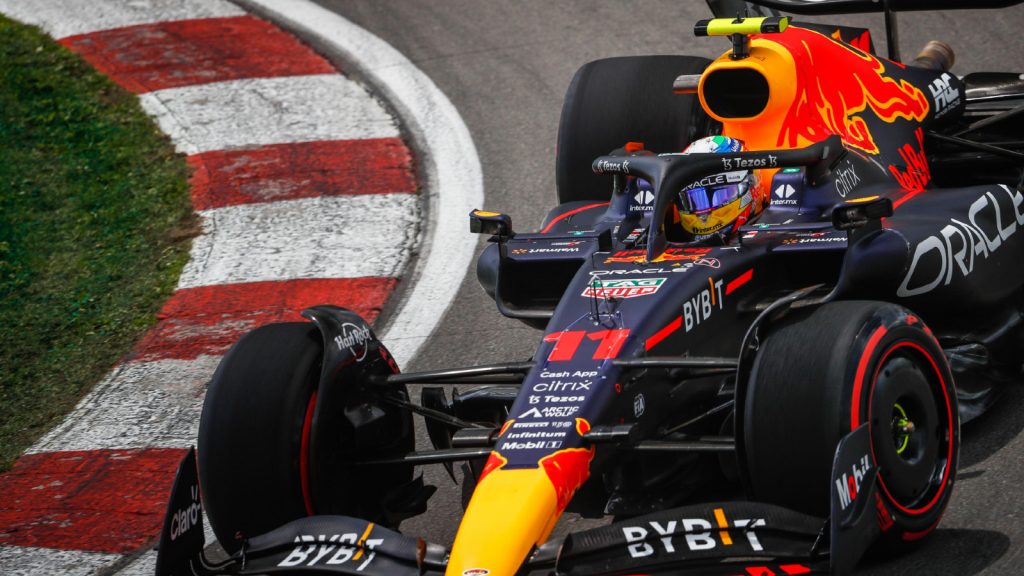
[
  {"left": 445, "top": 447, "right": 593, "bottom": 576},
  {"left": 445, "top": 467, "right": 558, "bottom": 576}
]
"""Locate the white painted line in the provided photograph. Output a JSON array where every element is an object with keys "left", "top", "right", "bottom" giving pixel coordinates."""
[
  {"left": 28, "top": 356, "right": 222, "bottom": 454},
  {"left": 0, "top": 0, "right": 243, "bottom": 40},
  {"left": 239, "top": 0, "right": 486, "bottom": 368},
  {"left": 178, "top": 194, "right": 418, "bottom": 289},
  {"left": 138, "top": 74, "right": 399, "bottom": 155},
  {"left": 0, "top": 545, "right": 119, "bottom": 576}
]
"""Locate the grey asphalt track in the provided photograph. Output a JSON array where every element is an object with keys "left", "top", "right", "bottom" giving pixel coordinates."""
[{"left": 312, "top": 2, "right": 1024, "bottom": 573}]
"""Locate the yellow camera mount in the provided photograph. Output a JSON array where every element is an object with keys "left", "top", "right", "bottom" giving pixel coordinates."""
[{"left": 694, "top": 15, "right": 790, "bottom": 60}]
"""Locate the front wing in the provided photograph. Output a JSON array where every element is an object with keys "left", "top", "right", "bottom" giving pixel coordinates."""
[{"left": 157, "top": 426, "right": 881, "bottom": 576}]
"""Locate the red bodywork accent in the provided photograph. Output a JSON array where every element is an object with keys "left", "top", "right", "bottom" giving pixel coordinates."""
[
  {"left": 541, "top": 203, "right": 609, "bottom": 234},
  {"left": 543, "top": 330, "right": 587, "bottom": 361},
  {"left": 645, "top": 316, "right": 682, "bottom": 351},
  {"left": 766, "top": 28, "right": 930, "bottom": 155},
  {"left": 725, "top": 268, "right": 754, "bottom": 295},
  {"left": 539, "top": 448, "right": 595, "bottom": 512},
  {"left": 848, "top": 31, "right": 873, "bottom": 53},
  {"left": 890, "top": 128, "right": 933, "bottom": 206},
  {"left": 476, "top": 452, "right": 508, "bottom": 485}
]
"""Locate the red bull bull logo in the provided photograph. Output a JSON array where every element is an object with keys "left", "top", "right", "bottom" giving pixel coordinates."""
[{"left": 769, "top": 27, "right": 930, "bottom": 155}]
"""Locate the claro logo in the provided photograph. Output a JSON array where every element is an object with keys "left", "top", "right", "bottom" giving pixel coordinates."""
[
  {"left": 622, "top": 508, "right": 766, "bottom": 558},
  {"left": 899, "top": 186, "right": 1024, "bottom": 297},
  {"left": 170, "top": 486, "right": 201, "bottom": 541}
]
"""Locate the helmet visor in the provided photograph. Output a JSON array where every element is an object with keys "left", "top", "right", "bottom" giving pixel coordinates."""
[{"left": 680, "top": 181, "right": 748, "bottom": 214}]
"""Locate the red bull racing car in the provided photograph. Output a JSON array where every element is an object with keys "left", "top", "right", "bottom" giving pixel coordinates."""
[{"left": 156, "top": 0, "right": 1024, "bottom": 574}]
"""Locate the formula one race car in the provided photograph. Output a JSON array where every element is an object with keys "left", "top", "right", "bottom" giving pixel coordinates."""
[{"left": 156, "top": 0, "right": 1024, "bottom": 574}]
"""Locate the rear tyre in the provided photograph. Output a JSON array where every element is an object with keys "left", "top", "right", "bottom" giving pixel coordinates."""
[
  {"left": 744, "top": 301, "right": 959, "bottom": 544},
  {"left": 556, "top": 55, "right": 714, "bottom": 204}
]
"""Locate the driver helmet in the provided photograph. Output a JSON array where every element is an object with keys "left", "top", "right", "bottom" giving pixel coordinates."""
[{"left": 675, "top": 135, "right": 765, "bottom": 241}]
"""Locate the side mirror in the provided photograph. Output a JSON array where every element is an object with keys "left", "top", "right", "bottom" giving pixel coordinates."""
[
  {"left": 469, "top": 209, "right": 514, "bottom": 240},
  {"left": 832, "top": 196, "right": 893, "bottom": 231}
]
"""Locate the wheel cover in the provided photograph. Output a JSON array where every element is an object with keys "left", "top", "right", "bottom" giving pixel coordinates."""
[{"left": 869, "top": 340, "right": 954, "bottom": 516}]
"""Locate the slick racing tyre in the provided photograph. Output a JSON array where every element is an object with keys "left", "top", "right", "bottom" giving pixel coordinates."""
[
  {"left": 198, "top": 322, "right": 414, "bottom": 553},
  {"left": 555, "top": 55, "right": 714, "bottom": 204},
  {"left": 744, "top": 301, "right": 959, "bottom": 544}
]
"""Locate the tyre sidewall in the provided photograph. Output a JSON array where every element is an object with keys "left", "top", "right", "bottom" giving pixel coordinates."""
[
  {"left": 744, "top": 301, "right": 958, "bottom": 542},
  {"left": 198, "top": 322, "right": 322, "bottom": 552},
  {"left": 844, "top": 306, "right": 959, "bottom": 540}
]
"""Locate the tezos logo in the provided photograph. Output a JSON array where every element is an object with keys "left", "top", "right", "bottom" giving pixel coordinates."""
[
  {"left": 334, "top": 322, "right": 371, "bottom": 361},
  {"left": 595, "top": 159, "right": 629, "bottom": 174},
  {"left": 723, "top": 154, "right": 777, "bottom": 171}
]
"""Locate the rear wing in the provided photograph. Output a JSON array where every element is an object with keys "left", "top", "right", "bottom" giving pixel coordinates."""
[{"left": 706, "top": 0, "right": 1023, "bottom": 61}]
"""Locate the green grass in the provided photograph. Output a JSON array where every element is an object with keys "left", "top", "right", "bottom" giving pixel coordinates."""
[{"left": 0, "top": 15, "right": 195, "bottom": 469}]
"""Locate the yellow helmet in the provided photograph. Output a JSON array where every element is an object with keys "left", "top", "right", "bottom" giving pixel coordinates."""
[{"left": 676, "top": 136, "right": 764, "bottom": 241}]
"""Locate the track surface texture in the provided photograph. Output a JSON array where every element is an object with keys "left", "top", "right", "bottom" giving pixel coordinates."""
[{"left": 316, "top": 2, "right": 1024, "bottom": 574}]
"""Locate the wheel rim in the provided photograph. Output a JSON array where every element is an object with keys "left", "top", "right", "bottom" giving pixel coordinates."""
[{"left": 869, "top": 341, "right": 954, "bottom": 515}]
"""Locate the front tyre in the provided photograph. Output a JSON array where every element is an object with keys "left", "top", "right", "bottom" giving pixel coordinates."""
[
  {"left": 198, "top": 323, "right": 321, "bottom": 553},
  {"left": 198, "top": 321, "right": 414, "bottom": 553},
  {"left": 744, "top": 301, "right": 959, "bottom": 544}
]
